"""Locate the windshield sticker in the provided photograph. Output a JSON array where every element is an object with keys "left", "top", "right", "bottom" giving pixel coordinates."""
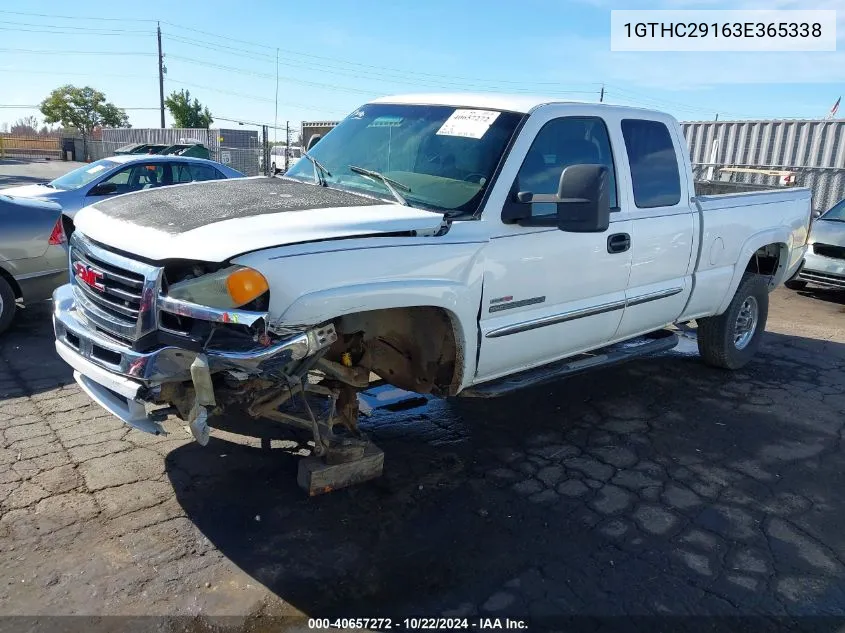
[
  {"left": 86, "top": 165, "right": 106, "bottom": 174},
  {"left": 436, "top": 109, "right": 501, "bottom": 139},
  {"left": 368, "top": 115, "right": 404, "bottom": 128}
]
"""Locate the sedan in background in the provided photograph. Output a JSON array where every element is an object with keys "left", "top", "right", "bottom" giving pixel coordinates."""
[
  {"left": 0, "top": 155, "right": 244, "bottom": 218},
  {"left": 0, "top": 196, "right": 67, "bottom": 334},
  {"left": 786, "top": 198, "right": 845, "bottom": 290}
]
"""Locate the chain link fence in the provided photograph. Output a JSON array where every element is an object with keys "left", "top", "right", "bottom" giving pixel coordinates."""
[{"left": 691, "top": 162, "right": 845, "bottom": 213}]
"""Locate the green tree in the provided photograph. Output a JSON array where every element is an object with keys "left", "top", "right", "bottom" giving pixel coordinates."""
[
  {"left": 164, "top": 89, "right": 213, "bottom": 128},
  {"left": 39, "top": 85, "right": 129, "bottom": 159}
]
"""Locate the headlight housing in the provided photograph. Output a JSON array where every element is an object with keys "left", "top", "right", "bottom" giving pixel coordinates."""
[{"left": 167, "top": 266, "right": 269, "bottom": 309}]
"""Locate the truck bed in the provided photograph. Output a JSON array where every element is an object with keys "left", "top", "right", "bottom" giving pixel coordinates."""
[{"left": 679, "top": 186, "right": 812, "bottom": 322}]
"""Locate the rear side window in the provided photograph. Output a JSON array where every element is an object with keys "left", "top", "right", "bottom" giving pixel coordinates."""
[
  {"left": 621, "top": 119, "right": 681, "bottom": 208},
  {"left": 189, "top": 164, "right": 220, "bottom": 182}
]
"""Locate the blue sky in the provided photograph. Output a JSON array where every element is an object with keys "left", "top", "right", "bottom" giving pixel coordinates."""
[{"left": 0, "top": 0, "right": 842, "bottom": 138}]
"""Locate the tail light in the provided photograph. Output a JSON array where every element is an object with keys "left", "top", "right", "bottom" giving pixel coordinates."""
[{"left": 48, "top": 217, "right": 66, "bottom": 245}]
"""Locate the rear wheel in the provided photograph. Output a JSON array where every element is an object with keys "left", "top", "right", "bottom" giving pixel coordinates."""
[
  {"left": 697, "top": 273, "right": 769, "bottom": 370},
  {"left": 0, "top": 276, "right": 17, "bottom": 335}
]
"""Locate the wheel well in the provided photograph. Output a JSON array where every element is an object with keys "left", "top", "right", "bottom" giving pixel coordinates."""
[
  {"left": 329, "top": 306, "right": 462, "bottom": 396},
  {"left": 0, "top": 265, "right": 22, "bottom": 299},
  {"left": 745, "top": 243, "right": 786, "bottom": 282}
]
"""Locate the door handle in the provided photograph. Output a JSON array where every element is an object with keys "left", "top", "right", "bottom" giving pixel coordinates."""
[{"left": 607, "top": 233, "right": 631, "bottom": 254}]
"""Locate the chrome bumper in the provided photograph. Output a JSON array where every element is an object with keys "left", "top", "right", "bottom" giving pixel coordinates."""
[
  {"left": 799, "top": 251, "right": 845, "bottom": 288},
  {"left": 52, "top": 283, "right": 336, "bottom": 432}
]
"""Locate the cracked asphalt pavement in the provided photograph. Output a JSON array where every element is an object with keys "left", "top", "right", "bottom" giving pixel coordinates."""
[{"left": 1, "top": 283, "right": 844, "bottom": 629}]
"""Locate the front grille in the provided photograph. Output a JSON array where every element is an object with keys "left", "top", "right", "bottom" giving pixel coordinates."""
[
  {"left": 813, "top": 243, "right": 845, "bottom": 260},
  {"left": 69, "top": 235, "right": 161, "bottom": 344}
]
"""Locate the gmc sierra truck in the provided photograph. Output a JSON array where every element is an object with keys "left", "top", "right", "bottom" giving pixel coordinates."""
[{"left": 53, "top": 94, "right": 812, "bottom": 490}]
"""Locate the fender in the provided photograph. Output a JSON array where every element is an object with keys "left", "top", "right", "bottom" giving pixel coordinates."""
[
  {"left": 716, "top": 227, "right": 790, "bottom": 315},
  {"left": 280, "top": 278, "right": 482, "bottom": 392}
]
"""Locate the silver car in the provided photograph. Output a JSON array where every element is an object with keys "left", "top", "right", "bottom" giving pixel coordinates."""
[
  {"left": 0, "top": 155, "right": 244, "bottom": 218},
  {"left": 787, "top": 198, "right": 845, "bottom": 290},
  {"left": 0, "top": 195, "right": 67, "bottom": 334}
]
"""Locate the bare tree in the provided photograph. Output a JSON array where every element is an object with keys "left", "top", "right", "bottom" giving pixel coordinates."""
[{"left": 10, "top": 115, "right": 39, "bottom": 136}]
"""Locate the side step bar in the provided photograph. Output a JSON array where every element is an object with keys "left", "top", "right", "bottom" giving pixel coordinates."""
[{"left": 460, "top": 329, "right": 679, "bottom": 398}]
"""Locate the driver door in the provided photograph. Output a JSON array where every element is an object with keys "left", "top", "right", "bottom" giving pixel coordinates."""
[
  {"left": 86, "top": 162, "right": 170, "bottom": 199},
  {"left": 474, "top": 111, "right": 632, "bottom": 383}
]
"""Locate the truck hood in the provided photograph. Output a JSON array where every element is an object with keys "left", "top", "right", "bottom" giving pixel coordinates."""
[{"left": 73, "top": 177, "right": 445, "bottom": 261}]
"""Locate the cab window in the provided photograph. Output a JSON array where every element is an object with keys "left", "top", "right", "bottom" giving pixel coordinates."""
[
  {"left": 516, "top": 116, "right": 618, "bottom": 217},
  {"left": 621, "top": 119, "right": 682, "bottom": 208}
]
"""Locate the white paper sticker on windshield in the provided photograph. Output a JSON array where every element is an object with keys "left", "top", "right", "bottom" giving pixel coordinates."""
[
  {"left": 86, "top": 165, "right": 106, "bottom": 174},
  {"left": 436, "top": 109, "right": 501, "bottom": 139}
]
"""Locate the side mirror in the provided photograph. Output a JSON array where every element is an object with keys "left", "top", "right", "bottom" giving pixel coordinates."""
[
  {"left": 505, "top": 165, "right": 610, "bottom": 232},
  {"left": 554, "top": 164, "right": 610, "bottom": 233},
  {"left": 88, "top": 182, "right": 118, "bottom": 196},
  {"left": 306, "top": 134, "right": 322, "bottom": 151}
]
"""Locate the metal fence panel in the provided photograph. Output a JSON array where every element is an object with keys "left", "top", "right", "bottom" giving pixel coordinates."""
[
  {"left": 682, "top": 119, "right": 845, "bottom": 213},
  {"left": 98, "top": 128, "right": 262, "bottom": 176}
]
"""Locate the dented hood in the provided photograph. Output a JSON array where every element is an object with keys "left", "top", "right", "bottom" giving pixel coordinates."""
[{"left": 72, "top": 177, "right": 445, "bottom": 261}]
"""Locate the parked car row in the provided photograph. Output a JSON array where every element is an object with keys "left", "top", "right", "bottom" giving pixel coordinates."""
[
  {"left": 0, "top": 155, "right": 244, "bottom": 333},
  {"left": 114, "top": 140, "right": 211, "bottom": 160}
]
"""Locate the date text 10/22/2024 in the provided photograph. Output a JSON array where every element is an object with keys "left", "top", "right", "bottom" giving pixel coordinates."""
[{"left": 307, "top": 618, "right": 529, "bottom": 630}]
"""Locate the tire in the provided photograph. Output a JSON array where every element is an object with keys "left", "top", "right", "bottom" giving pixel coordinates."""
[
  {"left": 784, "top": 278, "right": 807, "bottom": 291},
  {"left": 0, "top": 275, "right": 17, "bottom": 335},
  {"left": 697, "top": 273, "right": 769, "bottom": 370}
]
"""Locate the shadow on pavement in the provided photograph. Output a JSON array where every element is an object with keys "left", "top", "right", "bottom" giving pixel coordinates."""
[
  {"left": 166, "top": 331, "right": 845, "bottom": 621},
  {"left": 0, "top": 302, "right": 72, "bottom": 397},
  {"left": 797, "top": 287, "right": 845, "bottom": 308}
]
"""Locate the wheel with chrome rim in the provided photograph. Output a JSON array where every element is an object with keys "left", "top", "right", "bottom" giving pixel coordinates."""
[
  {"left": 0, "top": 275, "right": 16, "bottom": 335},
  {"left": 697, "top": 273, "right": 769, "bottom": 370},
  {"left": 733, "top": 296, "right": 758, "bottom": 350}
]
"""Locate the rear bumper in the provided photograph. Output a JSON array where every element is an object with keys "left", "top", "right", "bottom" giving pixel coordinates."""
[{"left": 799, "top": 250, "right": 845, "bottom": 288}]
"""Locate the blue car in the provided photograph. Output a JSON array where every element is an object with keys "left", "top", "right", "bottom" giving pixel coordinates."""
[{"left": 0, "top": 155, "right": 245, "bottom": 218}]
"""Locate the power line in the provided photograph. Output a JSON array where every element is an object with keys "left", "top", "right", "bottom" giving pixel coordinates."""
[
  {"left": 0, "top": 47, "right": 153, "bottom": 56},
  {"left": 167, "top": 78, "right": 349, "bottom": 114},
  {"left": 0, "top": 104, "right": 159, "bottom": 110},
  {"left": 0, "top": 9, "right": 154, "bottom": 23},
  {"left": 0, "top": 68, "right": 151, "bottom": 79},
  {"left": 0, "top": 9, "right": 750, "bottom": 119},
  {"left": 0, "top": 19, "right": 152, "bottom": 34}
]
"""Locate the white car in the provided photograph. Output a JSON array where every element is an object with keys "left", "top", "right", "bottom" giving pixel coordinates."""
[
  {"left": 52, "top": 93, "right": 811, "bottom": 493},
  {"left": 1, "top": 155, "right": 244, "bottom": 217},
  {"left": 786, "top": 198, "right": 845, "bottom": 290}
]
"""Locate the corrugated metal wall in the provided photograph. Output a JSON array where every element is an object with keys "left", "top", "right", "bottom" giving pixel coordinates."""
[
  {"left": 682, "top": 119, "right": 845, "bottom": 213},
  {"left": 100, "top": 128, "right": 261, "bottom": 175}
]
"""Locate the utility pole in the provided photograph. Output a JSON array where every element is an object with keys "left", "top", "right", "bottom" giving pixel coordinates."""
[
  {"left": 157, "top": 22, "right": 165, "bottom": 128},
  {"left": 715, "top": 113, "right": 719, "bottom": 121},
  {"left": 600, "top": 84, "right": 604, "bottom": 103},
  {"left": 285, "top": 121, "right": 290, "bottom": 172},
  {"left": 274, "top": 48, "right": 279, "bottom": 145}
]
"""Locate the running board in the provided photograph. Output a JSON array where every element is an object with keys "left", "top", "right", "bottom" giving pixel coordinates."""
[{"left": 460, "top": 330, "right": 679, "bottom": 398}]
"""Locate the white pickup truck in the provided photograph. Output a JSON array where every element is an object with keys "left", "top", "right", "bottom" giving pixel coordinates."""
[{"left": 53, "top": 94, "right": 812, "bottom": 489}]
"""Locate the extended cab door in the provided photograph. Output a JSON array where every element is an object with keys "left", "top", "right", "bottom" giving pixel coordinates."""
[
  {"left": 612, "top": 117, "right": 695, "bottom": 339},
  {"left": 474, "top": 108, "right": 633, "bottom": 383}
]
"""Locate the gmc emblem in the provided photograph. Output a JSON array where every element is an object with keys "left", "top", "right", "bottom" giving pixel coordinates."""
[{"left": 73, "top": 262, "right": 105, "bottom": 292}]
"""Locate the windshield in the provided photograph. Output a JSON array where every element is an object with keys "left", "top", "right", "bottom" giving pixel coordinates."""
[
  {"left": 285, "top": 103, "right": 523, "bottom": 213},
  {"left": 820, "top": 199, "right": 845, "bottom": 222},
  {"left": 50, "top": 159, "right": 120, "bottom": 191}
]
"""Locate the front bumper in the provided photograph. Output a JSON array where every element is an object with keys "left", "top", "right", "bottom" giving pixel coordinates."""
[
  {"left": 52, "top": 283, "right": 335, "bottom": 432},
  {"left": 799, "top": 250, "right": 845, "bottom": 288}
]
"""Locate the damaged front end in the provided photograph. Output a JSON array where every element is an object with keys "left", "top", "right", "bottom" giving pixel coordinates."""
[{"left": 53, "top": 233, "right": 349, "bottom": 457}]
